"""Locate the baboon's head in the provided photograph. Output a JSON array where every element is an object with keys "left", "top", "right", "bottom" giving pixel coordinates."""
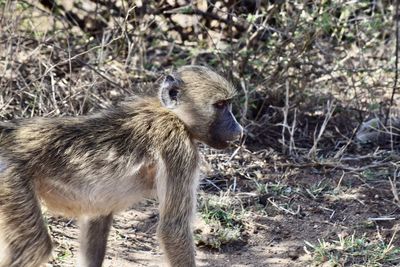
[{"left": 159, "top": 65, "right": 243, "bottom": 149}]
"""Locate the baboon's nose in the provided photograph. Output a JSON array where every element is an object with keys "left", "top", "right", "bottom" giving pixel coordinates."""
[{"left": 227, "top": 122, "right": 243, "bottom": 141}]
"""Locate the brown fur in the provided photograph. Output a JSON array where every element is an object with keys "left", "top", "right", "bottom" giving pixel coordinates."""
[{"left": 0, "top": 65, "right": 240, "bottom": 267}]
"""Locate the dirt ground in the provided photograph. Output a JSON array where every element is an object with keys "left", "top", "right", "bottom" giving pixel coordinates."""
[{"left": 45, "top": 148, "right": 400, "bottom": 267}]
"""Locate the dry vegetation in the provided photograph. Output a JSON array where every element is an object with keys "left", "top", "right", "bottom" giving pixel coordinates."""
[{"left": 1, "top": 0, "right": 400, "bottom": 266}]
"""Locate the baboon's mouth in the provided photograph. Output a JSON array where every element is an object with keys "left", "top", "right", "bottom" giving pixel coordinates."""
[{"left": 208, "top": 140, "right": 230, "bottom": 150}]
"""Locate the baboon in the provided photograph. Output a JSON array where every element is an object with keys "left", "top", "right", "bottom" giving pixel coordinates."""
[{"left": 0, "top": 65, "right": 243, "bottom": 267}]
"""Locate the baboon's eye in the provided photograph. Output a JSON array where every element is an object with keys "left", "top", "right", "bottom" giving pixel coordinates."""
[
  {"left": 169, "top": 88, "right": 178, "bottom": 101},
  {"left": 214, "top": 100, "right": 229, "bottom": 109}
]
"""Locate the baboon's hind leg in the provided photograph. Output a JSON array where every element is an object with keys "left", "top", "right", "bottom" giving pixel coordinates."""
[
  {"left": 0, "top": 172, "right": 52, "bottom": 267},
  {"left": 78, "top": 214, "right": 113, "bottom": 267}
]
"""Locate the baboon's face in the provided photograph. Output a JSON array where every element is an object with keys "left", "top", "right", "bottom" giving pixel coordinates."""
[
  {"left": 160, "top": 65, "right": 243, "bottom": 149},
  {"left": 205, "top": 98, "right": 243, "bottom": 149}
]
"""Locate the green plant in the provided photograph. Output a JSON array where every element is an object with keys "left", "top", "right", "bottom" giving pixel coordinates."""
[
  {"left": 196, "top": 194, "right": 245, "bottom": 249},
  {"left": 305, "top": 233, "right": 400, "bottom": 267}
]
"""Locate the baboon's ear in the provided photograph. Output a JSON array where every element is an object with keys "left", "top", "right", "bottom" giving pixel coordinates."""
[{"left": 160, "top": 74, "right": 182, "bottom": 108}]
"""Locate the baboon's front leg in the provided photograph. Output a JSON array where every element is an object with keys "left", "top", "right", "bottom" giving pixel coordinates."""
[
  {"left": 78, "top": 214, "right": 113, "bottom": 267},
  {"left": 156, "top": 164, "right": 197, "bottom": 267}
]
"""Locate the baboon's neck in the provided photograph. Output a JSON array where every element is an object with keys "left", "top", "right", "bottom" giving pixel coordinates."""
[{"left": 115, "top": 97, "right": 195, "bottom": 152}]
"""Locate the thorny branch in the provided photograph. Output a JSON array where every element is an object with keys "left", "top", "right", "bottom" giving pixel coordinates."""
[{"left": 386, "top": 0, "right": 400, "bottom": 125}]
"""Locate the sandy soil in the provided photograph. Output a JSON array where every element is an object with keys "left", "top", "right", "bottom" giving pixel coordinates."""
[{"left": 46, "top": 160, "right": 400, "bottom": 267}]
